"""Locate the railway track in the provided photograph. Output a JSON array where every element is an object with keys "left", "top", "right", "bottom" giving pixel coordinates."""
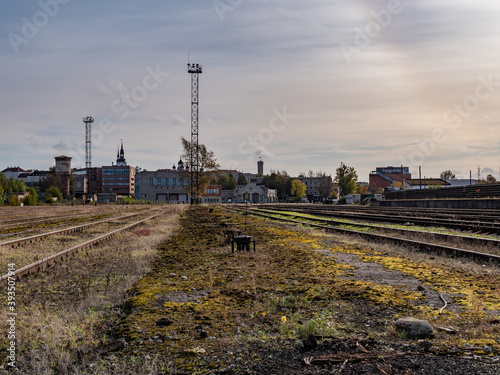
[
  {"left": 258, "top": 203, "right": 500, "bottom": 220},
  {"left": 0, "top": 209, "right": 166, "bottom": 286},
  {"left": 256, "top": 204, "right": 500, "bottom": 235},
  {"left": 0, "top": 208, "right": 161, "bottom": 248},
  {"left": 227, "top": 206, "right": 500, "bottom": 264},
  {"left": 0, "top": 206, "right": 151, "bottom": 234}
]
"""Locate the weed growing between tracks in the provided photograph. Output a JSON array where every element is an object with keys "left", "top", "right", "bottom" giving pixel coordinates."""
[
  {"left": 0, "top": 205, "right": 186, "bottom": 374},
  {"left": 111, "top": 207, "right": 500, "bottom": 374}
]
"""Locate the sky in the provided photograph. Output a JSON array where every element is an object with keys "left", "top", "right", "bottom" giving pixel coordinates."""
[{"left": 2, "top": 0, "right": 500, "bottom": 182}]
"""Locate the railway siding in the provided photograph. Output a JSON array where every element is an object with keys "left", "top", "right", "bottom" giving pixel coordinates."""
[
  {"left": 240, "top": 206, "right": 500, "bottom": 262},
  {"left": 0, "top": 209, "right": 165, "bottom": 286}
]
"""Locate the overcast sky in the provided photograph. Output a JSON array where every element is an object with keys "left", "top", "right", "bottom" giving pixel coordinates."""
[{"left": 2, "top": 0, "right": 500, "bottom": 181}]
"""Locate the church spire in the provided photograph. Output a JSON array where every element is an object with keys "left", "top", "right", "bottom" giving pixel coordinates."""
[{"left": 116, "top": 140, "right": 127, "bottom": 166}]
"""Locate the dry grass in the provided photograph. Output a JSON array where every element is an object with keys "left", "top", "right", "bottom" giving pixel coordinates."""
[{"left": 0, "top": 205, "right": 186, "bottom": 374}]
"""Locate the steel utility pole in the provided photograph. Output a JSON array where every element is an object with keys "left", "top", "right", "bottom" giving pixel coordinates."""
[
  {"left": 83, "top": 116, "right": 94, "bottom": 200},
  {"left": 187, "top": 63, "right": 202, "bottom": 204}
]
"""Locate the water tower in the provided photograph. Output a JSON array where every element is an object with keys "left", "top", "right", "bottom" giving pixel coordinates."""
[{"left": 55, "top": 155, "right": 72, "bottom": 199}]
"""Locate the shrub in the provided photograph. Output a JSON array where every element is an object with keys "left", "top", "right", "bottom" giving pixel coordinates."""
[
  {"left": 23, "top": 188, "right": 38, "bottom": 206},
  {"left": 45, "top": 186, "right": 63, "bottom": 203},
  {"left": 8, "top": 194, "right": 20, "bottom": 206}
]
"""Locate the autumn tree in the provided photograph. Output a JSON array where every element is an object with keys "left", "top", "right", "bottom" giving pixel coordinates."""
[
  {"left": 291, "top": 179, "right": 307, "bottom": 201},
  {"left": 335, "top": 162, "right": 358, "bottom": 197},
  {"left": 8, "top": 194, "right": 20, "bottom": 206},
  {"left": 316, "top": 171, "right": 333, "bottom": 199},
  {"left": 180, "top": 137, "right": 220, "bottom": 201}
]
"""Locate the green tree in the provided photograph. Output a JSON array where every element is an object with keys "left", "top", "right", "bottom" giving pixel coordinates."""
[
  {"left": 261, "top": 170, "right": 292, "bottom": 200},
  {"left": 237, "top": 172, "right": 248, "bottom": 186},
  {"left": 180, "top": 137, "right": 220, "bottom": 201},
  {"left": 486, "top": 174, "right": 497, "bottom": 183},
  {"left": 45, "top": 186, "right": 63, "bottom": 203},
  {"left": 0, "top": 174, "right": 8, "bottom": 192},
  {"left": 335, "top": 162, "right": 358, "bottom": 197},
  {"left": 23, "top": 188, "right": 38, "bottom": 206},
  {"left": 218, "top": 174, "right": 237, "bottom": 190},
  {"left": 8, "top": 178, "right": 27, "bottom": 193},
  {"left": 440, "top": 170, "right": 456, "bottom": 181},
  {"left": 291, "top": 179, "right": 307, "bottom": 200},
  {"left": 40, "top": 166, "right": 60, "bottom": 192},
  {"left": 0, "top": 186, "right": 6, "bottom": 204}
]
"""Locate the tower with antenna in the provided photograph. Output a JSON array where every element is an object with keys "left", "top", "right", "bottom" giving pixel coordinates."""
[
  {"left": 83, "top": 116, "right": 94, "bottom": 199},
  {"left": 187, "top": 62, "right": 202, "bottom": 204}
]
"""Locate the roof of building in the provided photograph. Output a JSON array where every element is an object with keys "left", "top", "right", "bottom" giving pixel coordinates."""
[
  {"left": 1, "top": 167, "right": 26, "bottom": 173},
  {"left": 404, "top": 178, "right": 451, "bottom": 186},
  {"left": 30, "top": 170, "right": 50, "bottom": 176}
]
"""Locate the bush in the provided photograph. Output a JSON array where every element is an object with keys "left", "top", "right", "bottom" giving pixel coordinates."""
[
  {"left": 8, "top": 194, "right": 20, "bottom": 206},
  {"left": 23, "top": 188, "right": 38, "bottom": 206},
  {"left": 45, "top": 186, "right": 63, "bottom": 203}
]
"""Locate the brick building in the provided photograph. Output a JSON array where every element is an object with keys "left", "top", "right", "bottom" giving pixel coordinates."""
[{"left": 369, "top": 166, "right": 411, "bottom": 190}]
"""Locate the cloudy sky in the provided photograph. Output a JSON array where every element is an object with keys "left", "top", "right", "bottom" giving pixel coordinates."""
[{"left": 2, "top": 0, "right": 500, "bottom": 181}]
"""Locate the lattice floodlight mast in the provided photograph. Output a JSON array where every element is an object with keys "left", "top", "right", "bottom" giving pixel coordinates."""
[
  {"left": 83, "top": 116, "right": 94, "bottom": 199},
  {"left": 187, "top": 63, "right": 202, "bottom": 204}
]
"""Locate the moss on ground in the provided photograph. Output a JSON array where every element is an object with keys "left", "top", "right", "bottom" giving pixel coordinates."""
[{"left": 116, "top": 206, "right": 500, "bottom": 373}]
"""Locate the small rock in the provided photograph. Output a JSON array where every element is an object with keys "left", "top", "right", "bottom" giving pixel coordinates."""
[
  {"left": 199, "top": 330, "right": 208, "bottom": 338},
  {"left": 156, "top": 318, "right": 173, "bottom": 327},
  {"left": 169, "top": 273, "right": 176, "bottom": 277},
  {"left": 418, "top": 341, "right": 432, "bottom": 352},
  {"left": 484, "top": 346, "right": 493, "bottom": 353},
  {"left": 302, "top": 333, "right": 317, "bottom": 350},
  {"left": 180, "top": 276, "right": 188, "bottom": 280},
  {"left": 395, "top": 317, "right": 434, "bottom": 339}
]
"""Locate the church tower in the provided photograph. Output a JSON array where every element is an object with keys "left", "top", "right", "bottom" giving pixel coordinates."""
[{"left": 116, "top": 140, "right": 127, "bottom": 166}]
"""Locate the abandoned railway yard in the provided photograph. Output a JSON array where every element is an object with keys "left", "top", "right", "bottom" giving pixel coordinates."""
[{"left": 1, "top": 204, "right": 500, "bottom": 374}]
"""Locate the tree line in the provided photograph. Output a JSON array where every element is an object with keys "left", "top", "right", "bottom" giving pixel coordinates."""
[{"left": 0, "top": 169, "right": 64, "bottom": 206}]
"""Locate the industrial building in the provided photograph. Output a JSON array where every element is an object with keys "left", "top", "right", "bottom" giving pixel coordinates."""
[
  {"left": 369, "top": 166, "right": 411, "bottom": 190},
  {"left": 135, "top": 160, "right": 189, "bottom": 203}
]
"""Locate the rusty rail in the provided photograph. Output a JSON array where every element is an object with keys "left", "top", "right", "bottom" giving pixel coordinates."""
[
  {"left": 0, "top": 211, "right": 164, "bottom": 286},
  {"left": 0, "top": 208, "right": 160, "bottom": 248},
  {"left": 229, "top": 208, "right": 500, "bottom": 265}
]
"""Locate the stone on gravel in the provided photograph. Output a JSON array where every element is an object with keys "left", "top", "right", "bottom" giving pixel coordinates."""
[
  {"left": 395, "top": 317, "right": 434, "bottom": 338},
  {"left": 155, "top": 318, "right": 173, "bottom": 327}
]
